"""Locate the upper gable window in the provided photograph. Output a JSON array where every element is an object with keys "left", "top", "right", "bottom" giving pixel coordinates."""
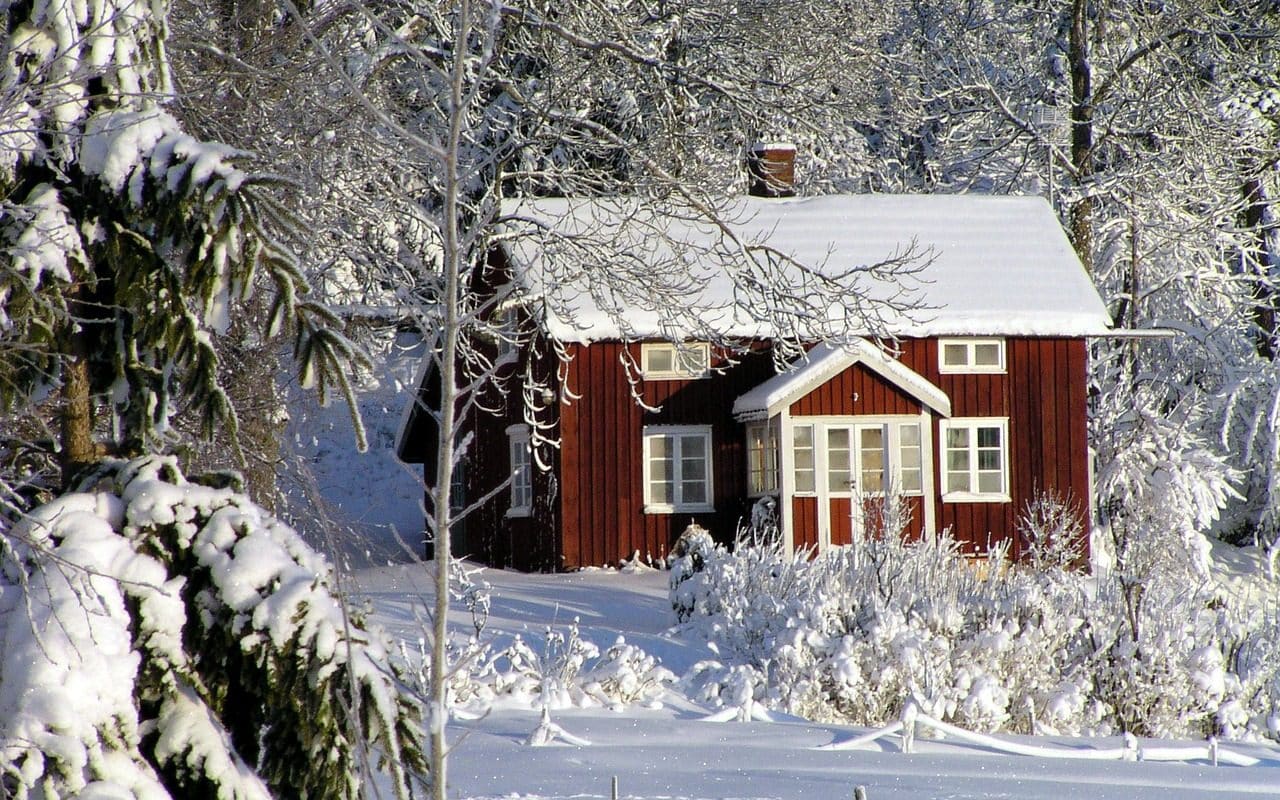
[
  {"left": 641, "top": 342, "right": 710, "bottom": 379},
  {"left": 939, "top": 338, "right": 1005, "bottom": 374}
]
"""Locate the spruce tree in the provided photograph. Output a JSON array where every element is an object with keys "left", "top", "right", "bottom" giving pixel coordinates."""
[{"left": 0, "top": 0, "right": 365, "bottom": 487}]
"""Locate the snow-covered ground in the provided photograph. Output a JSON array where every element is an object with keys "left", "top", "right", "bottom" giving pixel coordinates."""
[
  {"left": 281, "top": 331, "right": 428, "bottom": 567},
  {"left": 353, "top": 563, "right": 1280, "bottom": 800}
]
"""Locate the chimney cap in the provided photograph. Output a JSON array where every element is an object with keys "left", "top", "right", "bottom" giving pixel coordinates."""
[{"left": 746, "top": 142, "right": 797, "bottom": 198}]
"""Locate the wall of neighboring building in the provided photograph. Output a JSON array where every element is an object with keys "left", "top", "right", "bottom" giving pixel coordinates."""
[{"left": 557, "top": 342, "right": 776, "bottom": 568}]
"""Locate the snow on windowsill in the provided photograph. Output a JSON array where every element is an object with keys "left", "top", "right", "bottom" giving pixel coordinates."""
[
  {"left": 643, "top": 504, "right": 714, "bottom": 515},
  {"left": 941, "top": 492, "right": 1012, "bottom": 504}
]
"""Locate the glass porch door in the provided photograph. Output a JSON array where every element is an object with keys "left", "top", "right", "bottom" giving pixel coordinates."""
[{"left": 824, "top": 423, "right": 886, "bottom": 546}]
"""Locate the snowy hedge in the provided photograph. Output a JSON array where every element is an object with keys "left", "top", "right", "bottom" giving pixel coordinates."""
[
  {"left": 0, "top": 457, "right": 426, "bottom": 799},
  {"left": 672, "top": 529, "right": 1280, "bottom": 741}
]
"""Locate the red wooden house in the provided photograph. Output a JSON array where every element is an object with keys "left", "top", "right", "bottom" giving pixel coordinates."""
[{"left": 397, "top": 189, "right": 1113, "bottom": 571}]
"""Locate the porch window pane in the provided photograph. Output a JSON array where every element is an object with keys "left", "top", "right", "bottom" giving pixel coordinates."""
[
  {"left": 827, "top": 428, "right": 851, "bottom": 493},
  {"left": 859, "top": 427, "right": 884, "bottom": 493},
  {"left": 897, "top": 423, "right": 922, "bottom": 494},
  {"left": 793, "top": 425, "right": 815, "bottom": 493},
  {"left": 746, "top": 422, "right": 778, "bottom": 496}
]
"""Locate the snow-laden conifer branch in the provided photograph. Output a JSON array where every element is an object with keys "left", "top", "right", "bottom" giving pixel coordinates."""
[{"left": 0, "top": 457, "right": 428, "bottom": 799}]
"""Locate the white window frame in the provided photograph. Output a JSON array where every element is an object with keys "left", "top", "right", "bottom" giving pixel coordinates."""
[
  {"left": 506, "top": 424, "right": 532, "bottom": 517},
  {"left": 939, "top": 417, "right": 1010, "bottom": 503},
  {"left": 938, "top": 338, "right": 1006, "bottom": 374},
  {"left": 745, "top": 421, "right": 779, "bottom": 497},
  {"left": 640, "top": 342, "right": 711, "bottom": 379},
  {"left": 494, "top": 306, "right": 520, "bottom": 362},
  {"left": 642, "top": 425, "right": 714, "bottom": 514}
]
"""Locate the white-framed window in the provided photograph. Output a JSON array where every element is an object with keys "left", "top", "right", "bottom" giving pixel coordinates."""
[
  {"left": 938, "top": 338, "right": 1006, "bottom": 374},
  {"left": 641, "top": 342, "right": 710, "bottom": 379},
  {"left": 506, "top": 425, "right": 532, "bottom": 517},
  {"left": 495, "top": 307, "right": 520, "bottom": 361},
  {"left": 745, "top": 422, "right": 778, "bottom": 496},
  {"left": 643, "top": 425, "right": 713, "bottom": 513},
  {"left": 939, "top": 418, "right": 1010, "bottom": 502}
]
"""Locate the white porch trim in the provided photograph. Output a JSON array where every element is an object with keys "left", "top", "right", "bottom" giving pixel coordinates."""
[{"left": 732, "top": 341, "right": 952, "bottom": 422}]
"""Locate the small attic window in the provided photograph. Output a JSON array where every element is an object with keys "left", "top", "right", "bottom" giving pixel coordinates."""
[
  {"left": 641, "top": 342, "right": 710, "bottom": 379},
  {"left": 939, "top": 338, "right": 1005, "bottom": 374}
]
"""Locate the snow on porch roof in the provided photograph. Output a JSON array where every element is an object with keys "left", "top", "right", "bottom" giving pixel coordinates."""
[
  {"left": 733, "top": 340, "right": 952, "bottom": 421},
  {"left": 499, "top": 194, "right": 1113, "bottom": 343}
]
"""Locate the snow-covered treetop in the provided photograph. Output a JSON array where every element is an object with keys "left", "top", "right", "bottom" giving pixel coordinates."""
[
  {"left": 1, "top": 0, "right": 173, "bottom": 180},
  {"left": 0, "top": 0, "right": 368, "bottom": 467}
]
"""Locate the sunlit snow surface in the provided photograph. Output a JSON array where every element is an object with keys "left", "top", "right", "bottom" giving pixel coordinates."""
[
  {"left": 353, "top": 564, "right": 1280, "bottom": 800},
  {"left": 281, "top": 331, "right": 427, "bottom": 567}
]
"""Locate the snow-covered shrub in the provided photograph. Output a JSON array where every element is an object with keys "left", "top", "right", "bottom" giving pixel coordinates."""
[
  {"left": 409, "top": 619, "right": 674, "bottom": 715},
  {"left": 580, "top": 637, "right": 676, "bottom": 707},
  {"left": 450, "top": 559, "right": 492, "bottom": 636},
  {"left": 670, "top": 526, "right": 1280, "bottom": 741},
  {"left": 669, "top": 523, "right": 719, "bottom": 622},
  {"left": 1018, "top": 492, "right": 1086, "bottom": 570},
  {"left": 0, "top": 457, "right": 426, "bottom": 800}
]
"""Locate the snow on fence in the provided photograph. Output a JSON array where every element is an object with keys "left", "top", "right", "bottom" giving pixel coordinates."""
[{"left": 817, "top": 701, "right": 1260, "bottom": 767}]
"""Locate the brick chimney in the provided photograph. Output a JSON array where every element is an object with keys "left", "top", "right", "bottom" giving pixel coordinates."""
[{"left": 746, "top": 142, "right": 797, "bottom": 198}]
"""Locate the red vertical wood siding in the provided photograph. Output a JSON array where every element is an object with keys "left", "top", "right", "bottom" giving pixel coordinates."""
[
  {"left": 893, "top": 337, "right": 1089, "bottom": 557},
  {"left": 792, "top": 497, "right": 819, "bottom": 550},
  {"left": 552, "top": 342, "right": 774, "bottom": 568},
  {"left": 445, "top": 335, "right": 1091, "bottom": 570}
]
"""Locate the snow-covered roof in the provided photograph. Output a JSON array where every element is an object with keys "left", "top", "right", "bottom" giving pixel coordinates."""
[
  {"left": 499, "top": 194, "right": 1112, "bottom": 342},
  {"left": 733, "top": 341, "right": 951, "bottom": 421}
]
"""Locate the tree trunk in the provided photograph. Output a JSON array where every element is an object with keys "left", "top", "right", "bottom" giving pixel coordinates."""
[
  {"left": 429, "top": 5, "right": 474, "bottom": 798},
  {"left": 59, "top": 306, "right": 99, "bottom": 488},
  {"left": 1068, "top": 0, "right": 1095, "bottom": 273},
  {"left": 1243, "top": 176, "right": 1276, "bottom": 359}
]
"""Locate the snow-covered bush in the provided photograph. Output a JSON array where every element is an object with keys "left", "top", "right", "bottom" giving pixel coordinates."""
[
  {"left": 0, "top": 457, "right": 425, "bottom": 800},
  {"left": 671, "top": 524, "right": 1279, "bottom": 741},
  {"left": 669, "top": 523, "right": 719, "bottom": 622},
  {"left": 407, "top": 619, "right": 675, "bottom": 716}
]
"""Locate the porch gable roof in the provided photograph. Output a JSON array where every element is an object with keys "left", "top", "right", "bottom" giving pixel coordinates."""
[{"left": 732, "top": 340, "right": 952, "bottom": 421}]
